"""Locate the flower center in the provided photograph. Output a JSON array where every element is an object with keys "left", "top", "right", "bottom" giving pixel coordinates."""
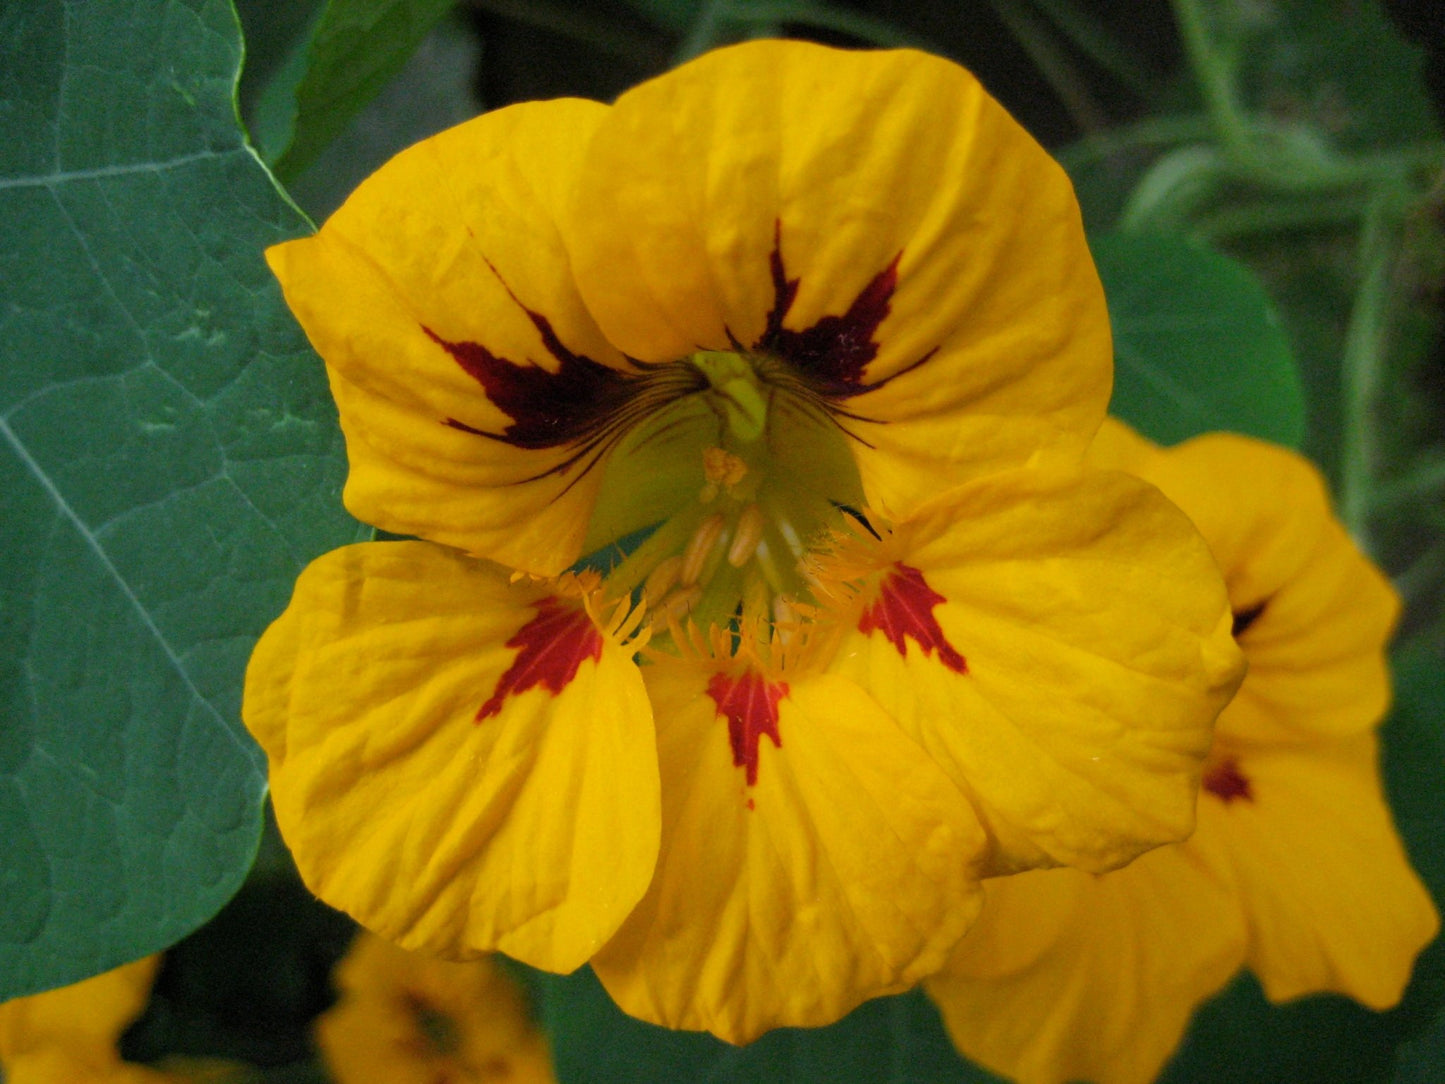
[{"left": 592, "top": 348, "right": 863, "bottom": 648}]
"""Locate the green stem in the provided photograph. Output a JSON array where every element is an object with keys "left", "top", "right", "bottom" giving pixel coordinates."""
[
  {"left": 1193, "top": 189, "right": 1376, "bottom": 240},
  {"left": 1170, "top": 0, "right": 1250, "bottom": 158},
  {"left": 1395, "top": 539, "right": 1445, "bottom": 608},
  {"left": 675, "top": 0, "right": 730, "bottom": 62},
  {"left": 1056, "top": 114, "right": 1212, "bottom": 174},
  {"left": 990, "top": 0, "right": 1109, "bottom": 132},
  {"left": 1117, "top": 143, "right": 1225, "bottom": 232},
  {"left": 725, "top": 1, "right": 926, "bottom": 48},
  {"left": 1027, "top": 0, "right": 1160, "bottom": 98},
  {"left": 1370, "top": 458, "right": 1445, "bottom": 513},
  {"left": 468, "top": 0, "right": 665, "bottom": 64},
  {"left": 1339, "top": 188, "right": 1404, "bottom": 551}
]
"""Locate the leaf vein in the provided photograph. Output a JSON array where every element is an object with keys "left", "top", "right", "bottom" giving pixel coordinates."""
[
  {"left": 0, "top": 414, "right": 256, "bottom": 767},
  {"left": 0, "top": 149, "right": 230, "bottom": 192}
]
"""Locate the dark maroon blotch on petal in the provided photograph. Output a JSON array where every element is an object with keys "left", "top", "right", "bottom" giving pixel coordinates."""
[
  {"left": 1203, "top": 756, "right": 1254, "bottom": 804},
  {"left": 425, "top": 324, "right": 636, "bottom": 450},
  {"left": 754, "top": 221, "right": 931, "bottom": 399}
]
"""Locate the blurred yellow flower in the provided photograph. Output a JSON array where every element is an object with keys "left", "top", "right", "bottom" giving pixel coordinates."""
[
  {"left": 926, "top": 421, "right": 1440, "bottom": 1084},
  {"left": 249, "top": 41, "right": 1242, "bottom": 1041},
  {"left": 316, "top": 933, "right": 554, "bottom": 1084},
  {"left": 0, "top": 957, "right": 178, "bottom": 1084}
]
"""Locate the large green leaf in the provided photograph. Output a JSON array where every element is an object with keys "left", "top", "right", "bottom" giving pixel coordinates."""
[
  {"left": 0, "top": 0, "right": 358, "bottom": 998},
  {"left": 263, "top": 0, "right": 457, "bottom": 182},
  {"left": 1092, "top": 230, "right": 1308, "bottom": 447},
  {"left": 520, "top": 965, "right": 1001, "bottom": 1083}
]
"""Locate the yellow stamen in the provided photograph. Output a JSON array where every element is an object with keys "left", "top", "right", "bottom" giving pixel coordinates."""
[
  {"left": 772, "top": 595, "right": 799, "bottom": 647},
  {"left": 656, "top": 584, "right": 703, "bottom": 623},
  {"left": 681, "top": 513, "right": 727, "bottom": 586},
  {"left": 643, "top": 554, "right": 684, "bottom": 601},
  {"left": 727, "top": 504, "right": 766, "bottom": 567}
]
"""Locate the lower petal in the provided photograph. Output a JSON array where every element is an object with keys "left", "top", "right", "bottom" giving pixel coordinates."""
[
  {"left": 1193, "top": 734, "right": 1439, "bottom": 1008},
  {"left": 243, "top": 542, "right": 660, "bottom": 972},
  {"left": 928, "top": 843, "right": 1245, "bottom": 1084},
  {"left": 830, "top": 467, "right": 1244, "bottom": 873},
  {"left": 593, "top": 664, "right": 985, "bottom": 1043}
]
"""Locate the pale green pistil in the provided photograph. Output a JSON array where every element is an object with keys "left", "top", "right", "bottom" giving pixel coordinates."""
[
  {"left": 587, "top": 348, "right": 866, "bottom": 640},
  {"left": 690, "top": 350, "right": 769, "bottom": 445}
]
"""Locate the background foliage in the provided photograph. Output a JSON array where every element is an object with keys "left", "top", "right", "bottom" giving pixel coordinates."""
[{"left": 2, "top": 0, "right": 1443, "bottom": 1080}]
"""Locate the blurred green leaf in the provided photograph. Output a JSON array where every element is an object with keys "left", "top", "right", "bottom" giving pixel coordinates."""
[
  {"left": 619, "top": 0, "right": 706, "bottom": 34},
  {"left": 1159, "top": 971, "right": 1420, "bottom": 1083},
  {"left": 1091, "top": 230, "right": 1308, "bottom": 446},
  {"left": 0, "top": 0, "right": 359, "bottom": 998},
  {"left": 265, "top": 0, "right": 456, "bottom": 182},
  {"left": 233, "top": 0, "right": 326, "bottom": 151},
  {"left": 1382, "top": 637, "right": 1445, "bottom": 1080},
  {"left": 523, "top": 965, "right": 1001, "bottom": 1083},
  {"left": 283, "top": 11, "right": 479, "bottom": 223}
]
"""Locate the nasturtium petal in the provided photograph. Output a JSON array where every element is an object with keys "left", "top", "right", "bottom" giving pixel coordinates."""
[
  {"left": 564, "top": 40, "right": 1111, "bottom": 520},
  {"left": 243, "top": 542, "right": 659, "bottom": 972},
  {"left": 266, "top": 99, "right": 628, "bottom": 575},
  {"left": 316, "top": 932, "right": 556, "bottom": 1084},
  {"left": 1191, "top": 734, "right": 1439, "bottom": 1009},
  {"left": 830, "top": 467, "right": 1244, "bottom": 874},
  {"left": 0, "top": 956, "right": 158, "bottom": 1059},
  {"left": 1091, "top": 421, "right": 1400, "bottom": 745},
  {"left": 928, "top": 844, "right": 1246, "bottom": 1084},
  {"left": 592, "top": 664, "right": 986, "bottom": 1043}
]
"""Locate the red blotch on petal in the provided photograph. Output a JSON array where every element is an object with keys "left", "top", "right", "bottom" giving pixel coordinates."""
[
  {"left": 707, "top": 671, "right": 789, "bottom": 788},
  {"left": 1203, "top": 757, "right": 1254, "bottom": 804},
  {"left": 477, "top": 598, "right": 604, "bottom": 720},
  {"left": 859, "top": 563, "right": 967, "bottom": 674}
]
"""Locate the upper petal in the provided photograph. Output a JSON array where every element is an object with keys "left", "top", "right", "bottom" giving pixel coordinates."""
[
  {"left": 825, "top": 467, "right": 1245, "bottom": 874},
  {"left": 243, "top": 542, "right": 660, "bottom": 972},
  {"left": 1090, "top": 422, "right": 1400, "bottom": 744},
  {"left": 267, "top": 99, "right": 640, "bottom": 575},
  {"left": 592, "top": 662, "right": 986, "bottom": 1043},
  {"left": 928, "top": 844, "right": 1246, "bottom": 1084},
  {"left": 563, "top": 41, "right": 1111, "bottom": 519}
]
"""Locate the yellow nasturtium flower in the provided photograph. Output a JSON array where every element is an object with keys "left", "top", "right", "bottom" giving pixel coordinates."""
[
  {"left": 248, "top": 41, "right": 1243, "bottom": 1041},
  {"left": 0, "top": 957, "right": 176, "bottom": 1084},
  {"left": 927, "top": 421, "right": 1440, "bottom": 1084},
  {"left": 317, "top": 933, "right": 555, "bottom": 1084}
]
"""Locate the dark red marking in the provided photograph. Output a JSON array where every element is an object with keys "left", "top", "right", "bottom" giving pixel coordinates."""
[
  {"left": 477, "top": 598, "right": 603, "bottom": 719},
  {"left": 401, "top": 991, "right": 461, "bottom": 1058},
  {"left": 1232, "top": 601, "right": 1267, "bottom": 639},
  {"left": 707, "top": 671, "right": 788, "bottom": 787},
  {"left": 754, "top": 221, "right": 933, "bottom": 399},
  {"left": 859, "top": 563, "right": 967, "bottom": 673},
  {"left": 1203, "top": 757, "right": 1254, "bottom": 804},
  {"left": 425, "top": 324, "right": 637, "bottom": 450}
]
